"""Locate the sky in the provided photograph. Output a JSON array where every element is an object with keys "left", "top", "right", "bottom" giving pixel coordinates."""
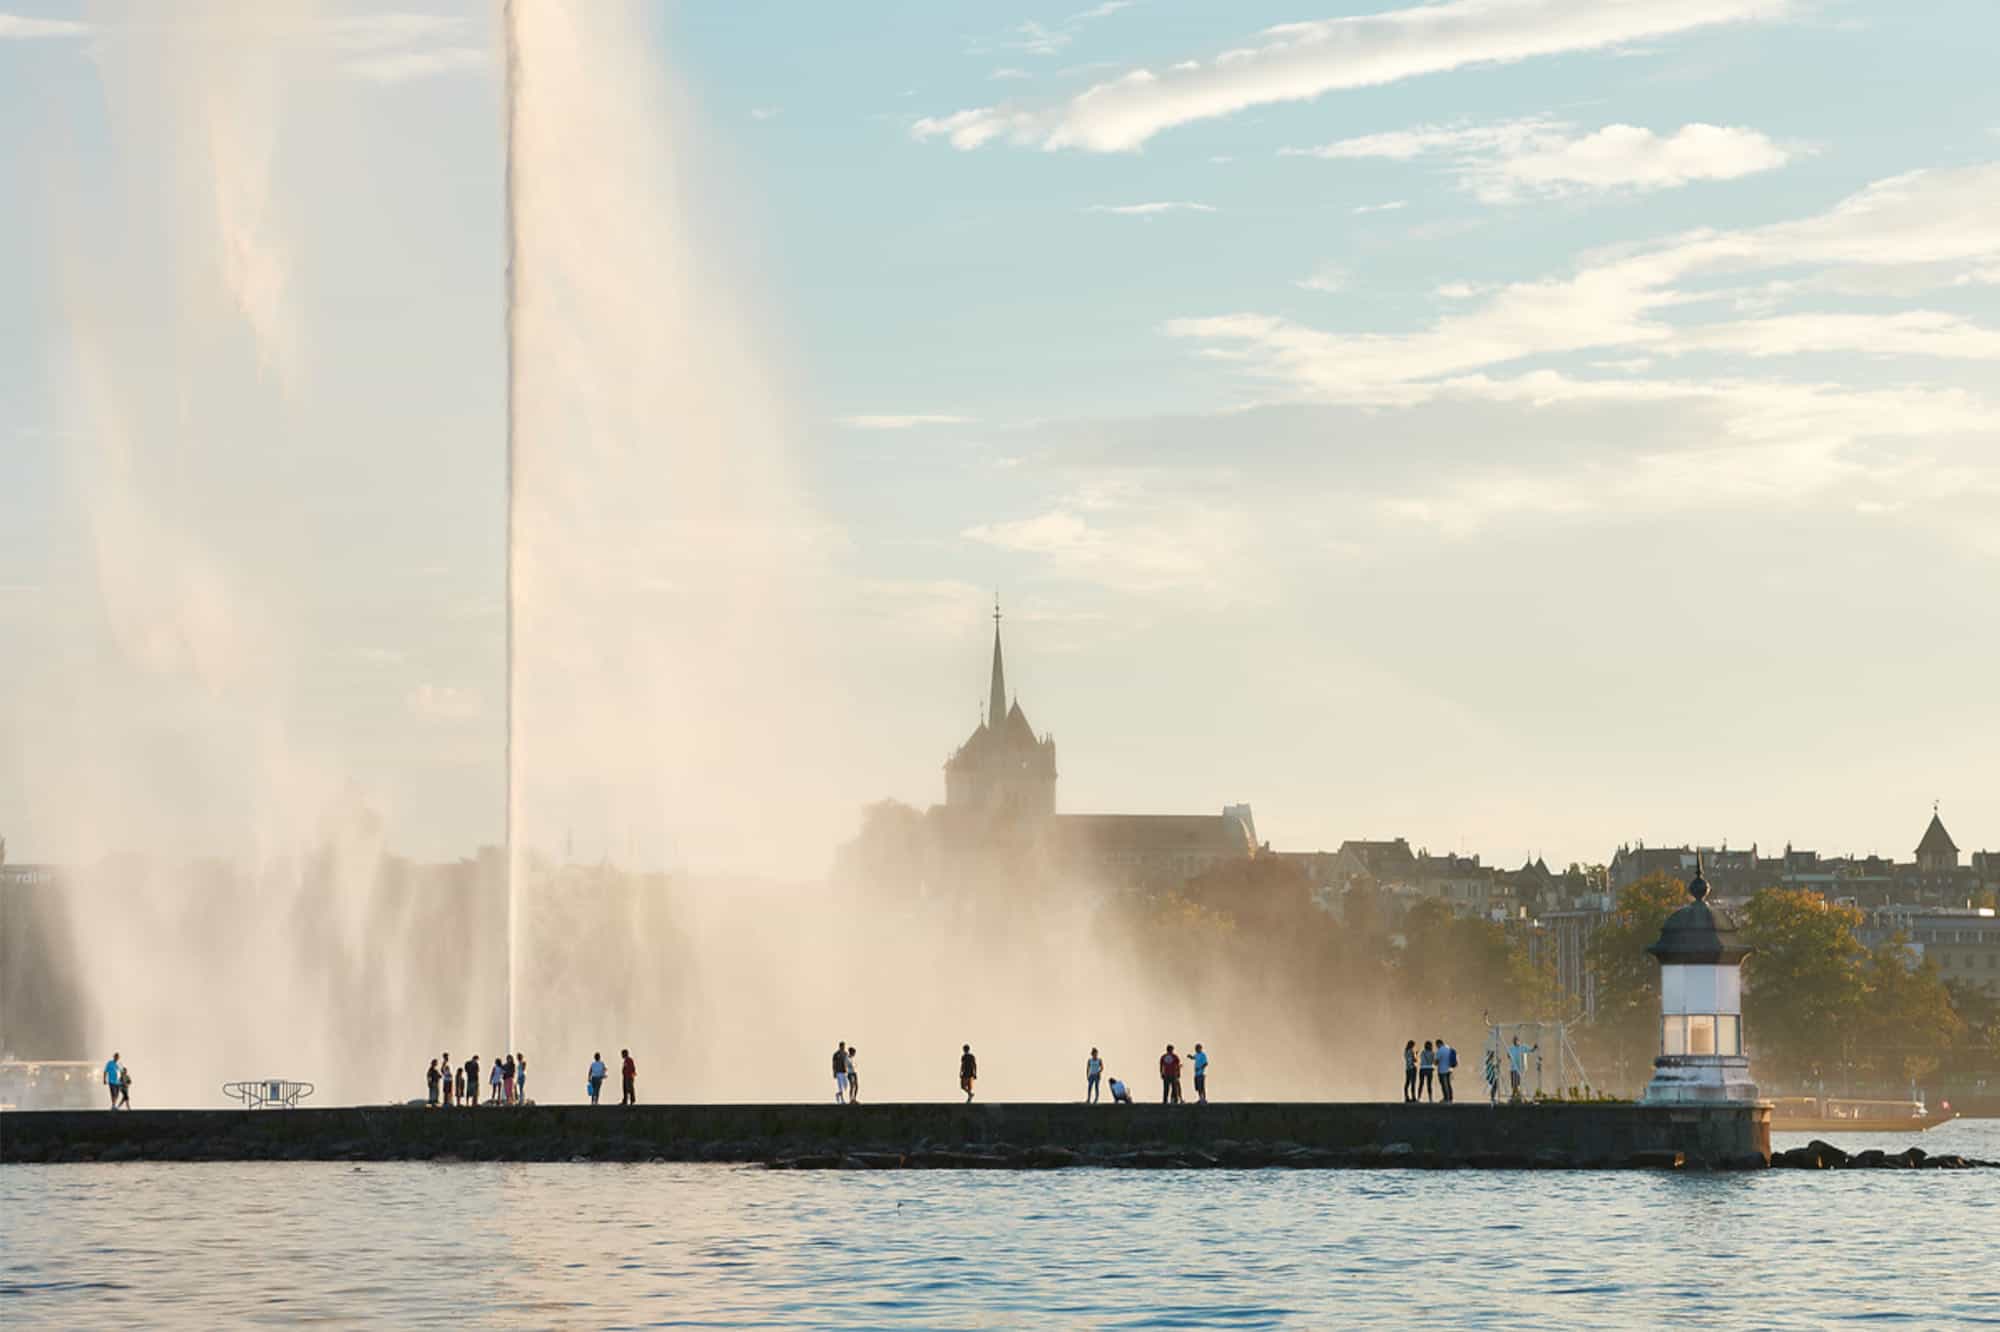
[{"left": 2, "top": 0, "right": 1997, "bottom": 874}]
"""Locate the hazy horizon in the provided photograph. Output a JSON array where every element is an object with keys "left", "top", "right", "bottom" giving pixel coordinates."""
[{"left": 4, "top": 1, "right": 1997, "bottom": 878}]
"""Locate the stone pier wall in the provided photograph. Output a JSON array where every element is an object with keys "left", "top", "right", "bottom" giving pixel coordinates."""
[{"left": 2, "top": 1101, "right": 1770, "bottom": 1168}]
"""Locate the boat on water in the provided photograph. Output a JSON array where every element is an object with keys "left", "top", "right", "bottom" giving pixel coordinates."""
[{"left": 1770, "top": 1094, "right": 1956, "bottom": 1134}]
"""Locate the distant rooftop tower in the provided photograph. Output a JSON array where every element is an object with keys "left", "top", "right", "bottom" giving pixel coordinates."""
[
  {"left": 1916, "top": 805, "right": 1960, "bottom": 874},
  {"left": 989, "top": 596, "right": 1007, "bottom": 737}
]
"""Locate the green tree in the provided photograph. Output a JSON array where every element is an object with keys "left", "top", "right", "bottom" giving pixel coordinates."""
[
  {"left": 1738, "top": 888, "right": 1866, "bottom": 1088},
  {"left": 1851, "top": 939, "right": 1963, "bottom": 1088}
]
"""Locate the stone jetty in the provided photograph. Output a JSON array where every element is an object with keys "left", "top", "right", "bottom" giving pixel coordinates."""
[{"left": 0, "top": 1100, "right": 1810, "bottom": 1169}]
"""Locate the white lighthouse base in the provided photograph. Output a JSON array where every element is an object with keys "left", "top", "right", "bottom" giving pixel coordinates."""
[{"left": 1641, "top": 1055, "right": 1760, "bottom": 1105}]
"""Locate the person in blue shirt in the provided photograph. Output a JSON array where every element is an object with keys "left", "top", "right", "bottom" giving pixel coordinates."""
[
  {"left": 103, "top": 1052, "right": 122, "bottom": 1110},
  {"left": 1192, "top": 1044, "right": 1211, "bottom": 1103},
  {"left": 1086, "top": 1048, "right": 1103, "bottom": 1103},
  {"left": 1507, "top": 1033, "right": 1538, "bottom": 1103}
]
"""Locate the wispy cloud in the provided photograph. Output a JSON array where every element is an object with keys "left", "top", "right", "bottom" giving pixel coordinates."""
[
  {"left": 330, "top": 13, "right": 484, "bottom": 82},
  {"left": 1167, "top": 165, "right": 2000, "bottom": 405},
  {"left": 1295, "top": 263, "right": 1347, "bottom": 293},
  {"left": 0, "top": 13, "right": 88, "bottom": 38},
  {"left": 1352, "top": 200, "right": 1407, "bottom": 214},
  {"left": 840, "top": 414, "right": 974, "bottom": 430},
  {"left": 916, "top": 0, "right": 1791, "bottom": 152},
  {"left": 1084, "top": 201, "right": 1216, "bottom": 216},
  {"left": 345, "top": 46, "right": 486, "bottom": 82},
  {"left": 751, "top": 105, "right": 782, "bottom": 121},
  {"left": 990, "top": 67, "right": 1033, "bottom": 81},
  {"left": 1295, "top": 117, "right": 1793, "bottom": 201}
]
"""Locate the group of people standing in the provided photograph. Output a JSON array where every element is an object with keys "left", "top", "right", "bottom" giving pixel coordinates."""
[
  {"left": 832, "top": 1043, "right": 861, "bottom": 1103},
  {"left": 1402, "top": 1038, "right": 1459, "bottom": 1103},
  {"left": 1154, "top": 1043, "right": 1209, "bottom": 1104},
  {"left": 425, "top": 1051, "right": 529, "bottom": 1107},
  {"left": 102, "top": 1052, "right": 132, "bottom": 1109},
  {"left": 585, "top": 1051, "right": 638, "bottom": 1105}
]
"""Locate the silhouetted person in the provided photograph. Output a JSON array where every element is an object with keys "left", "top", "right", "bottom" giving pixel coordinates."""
[
  {"left": 427, "top": 1059, "right": 442, "bottom": 1107},
  {"left": 1192, "top": 1043, "right": 1210, "bottom": 1103},
  {"left": 118, "top": 1064, "right": 132, "bottom": 1109},
  {"left": 960, "top": 1045, "right": 977, "bottom": 1102},
  {"left": 1419, "top": 1040, "right": 1436, "bottom": 1102},
  {"left": 1435, "top": 1036, "right": 1455, "bottom": 1103},
  {"left": 466, "top": 1054, "right": 481, "bottom": 1107},
  {"left": 588, "top": 1052, "right": 607, "bottom": 1105},
  {"left": 502, "top": 1054, "right": 517, "bottom": 1106},
  {"left": 1159, "top": 1044, "right": 1182, "bottom": 1104},
  {"left": 453, "top": 1063, "right": 465, "bottom": 1106},
  {"left": 621, "top": 1049, "right": 637, "bottom": 1106},
  {"left": 833, "top": 1042, "right": 849, "bottom": 1103},
  {"left": 1403, "top": 1040, "right": 1417, "bottom": 1103},
  {"left": 104, "top": 1052, "right": 121, "bottom": 1110},
  {"left": 442, "top": 1052, "right": 454, "bottom": 1107},
  {"left": 489, "top": 1056, "right": 503, "bottom": 1105},
  {"left": 1086, "top": 1048, "right": 1103, "bottom": 1103}
]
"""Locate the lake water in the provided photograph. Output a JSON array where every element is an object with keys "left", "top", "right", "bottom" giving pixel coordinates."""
[{"left": 5, "top": 1120, "right": 1996, "bottom": 1328}]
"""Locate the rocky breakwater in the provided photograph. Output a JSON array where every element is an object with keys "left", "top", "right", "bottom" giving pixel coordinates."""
[
  {"left": 1770, "top": 1140, "right": 1993, "bottom": 1171},
  {"left": 3, "top": 1101, "right": 1778, "bottom": 1169}
]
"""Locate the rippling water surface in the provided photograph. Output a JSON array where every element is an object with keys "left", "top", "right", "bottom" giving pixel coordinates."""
[{"left": 5, "top": 1120, "right": 1997, "bottom": 1328}]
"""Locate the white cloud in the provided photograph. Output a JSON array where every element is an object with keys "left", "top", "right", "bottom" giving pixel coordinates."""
[
  {"left": 1351, "top": 199, "right": 1407, "bottom": 214},
  {"left": 0, "top": 14, "right": 88, "bottom": 38},
  {"left": 915, "top": 0, "right": 1790, "bottom": 152},
  {"left": 1295, "top": 264, "right": 1347, "bottom": 293},
  {"left": 751, "top": 105, "right": 782, "bottom": 121},
  {"left": 345, "top": 46, "right": 486, "bottom": 82},
  {"left": 1084, "top": 201, "right": 1217, "bottom": 216},
  {"left": 963, "top": 493, "right": 1254, "bottom": 599},
  {"left": 1167, "top": 165, "right": 2000, "bottom": 405},
  {"left": 990, "top": 67, "right": 1033, "bottom": 81},
  {"left": 839, "top": 414, "right": 974, "bottom": 430},
  {"left": 1007, "top": 20, "right": 1071, "bottom": 57},
  {"left": 1071, "top": 1, "right": 1137, "bottom": 20},
  {"left": 1299, "top": 118, "right": 1793, "bottom": 200}
]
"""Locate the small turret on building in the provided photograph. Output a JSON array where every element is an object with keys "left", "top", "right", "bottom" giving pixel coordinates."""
[
  {"left": 1916, "top": 808, "right": 1960, "bottom": 874},
  {"left": 942, "top": 601, "right": 1058, "bottom": 820}
]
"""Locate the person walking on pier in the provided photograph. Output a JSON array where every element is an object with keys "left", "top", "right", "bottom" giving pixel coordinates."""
[
  {"left": 1402, "top": 1040, "right": 1417, "bottom": 1103},
  {"left": 959, "top": 1045, "right": 978, "bottom": 1102},
  {"left": 1419, "top": 1041, "right": 1436, "bottom": 1102},
  {"left": 846, "top": 1047, "right": 860, "bottom": 1104},
  {"left": 1086, "top": 1048, "right": 1103, "bottom": 1103},
  {"left": 588, "top": 1052, "right": 607, "bottom": 1105},
  {"left": 427, "top": 1059, "right": 442, "bottom": 1107},
  {"left": 620, "top": 1049, "right": 637, "bottom": 1106},
  {"left": 1160, "top": 1044, "right": 1183, "bottom": 1104},
  {"left": 1192, "top": 1044, "right": 1210, "bottom": 1103},
  {"left": 104, "top": 1052, "right": 122, "bottom": 1110},
  {"left": 442, "top": 1052, "right": 454, "bottom": 1108},
  {"left": 1435, "top": 1036, "right": 1456, "bottom": 1103},
  {"left": 833, "top": 1043, "right": 849, "bottom": 1103},
  {"left": 118, "top": 1064, "right": 133, "bottom": 1109}
]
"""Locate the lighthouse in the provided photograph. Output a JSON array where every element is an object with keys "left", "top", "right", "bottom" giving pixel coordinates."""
[{"left": 1641, "top": 856, "right": 1759, "bottom": 1104}]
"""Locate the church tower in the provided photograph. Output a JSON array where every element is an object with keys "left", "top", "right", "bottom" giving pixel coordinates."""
[{"left": 943, "top": 600, "right": 1058, "bottom": 820}]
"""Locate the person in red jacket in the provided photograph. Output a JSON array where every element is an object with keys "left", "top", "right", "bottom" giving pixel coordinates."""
[
  {"left": 620, "top": 1049, "right": 637, "bottom": 1106},
  {"left": 1159, "top": 1044, "right": 1183, "bottom": 1104}
]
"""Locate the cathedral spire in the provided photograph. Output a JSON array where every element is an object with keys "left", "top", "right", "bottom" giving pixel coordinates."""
[{"left": 989, "top": 596, "right": 1007, "bottom": 729}]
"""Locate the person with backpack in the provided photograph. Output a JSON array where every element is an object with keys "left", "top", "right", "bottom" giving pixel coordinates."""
[
  {"left": 620, "top": 1049, "right": 637, "bottom": 1105},
  {"left": 1435, "top": 1036, "right": 1456, "bottom": 1103},
  {"left": 1159, "top": 1044, "right": 1183, "bottom": 1104},
  {"left": 959, "top": 1045, "right": 977, "bottom": 1102},
  {"left": 1085, "top": 1048, "right": 1103, "bottom": 1103},
  {"left": 832, "top": 1043, "right": 849, "bottom": 1103}
]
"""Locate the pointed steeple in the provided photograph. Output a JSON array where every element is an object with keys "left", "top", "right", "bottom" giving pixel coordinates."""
[{"left": 988, "top": 597, "right": 1007, "bottom": 733}]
